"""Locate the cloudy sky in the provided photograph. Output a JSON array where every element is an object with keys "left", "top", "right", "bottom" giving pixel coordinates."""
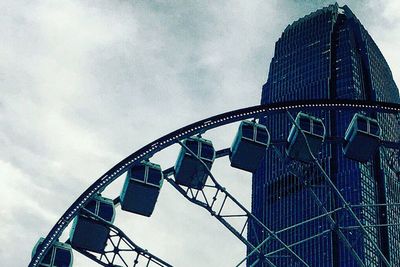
[{"left": 1, "top": 0, "right": 399, "bottom": 266}]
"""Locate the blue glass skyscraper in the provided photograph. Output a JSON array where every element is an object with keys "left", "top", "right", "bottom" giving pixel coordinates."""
[{"left": 249, "top": 4, "right": 400, "bottom": 266}]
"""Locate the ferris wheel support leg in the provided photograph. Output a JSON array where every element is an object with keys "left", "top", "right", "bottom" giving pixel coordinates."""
[{"left": 285, "top": 110, "right": 392, "bottom": 267}]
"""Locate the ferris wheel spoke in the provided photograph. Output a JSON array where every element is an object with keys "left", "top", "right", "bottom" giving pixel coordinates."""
[
  {"left": 165, "top": 159, "right": 282, "bottom": 267},
  {"left": 293, "top": 161, "right": 365, "bottom": 266},
  {"left": 168, "top": 140, "right": 310, "bottom": 267},
  {"left": 285, "top": 110, "right": 393, "bottom": 267},
  {"left": 269, "top": 145, "right": 366, "bottom": 266}
]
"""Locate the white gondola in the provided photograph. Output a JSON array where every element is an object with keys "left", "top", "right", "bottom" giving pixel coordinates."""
[
  {"left": 32, "top": 238, "right": 73, "bottom": 267},
  {"left": 230, "top": 120, "right": 270, "bottom": 172},
  {"left": 69, "top": 195, "right": 115, "bottom": 253},
  {"left": 174, "top": 136, "right": 215, "bottom": 189},
  {"left": 286, "top": 112, "right": 326, "bottom": 162},
  {"left": 343, "top": 113, "right": 381, "bottom": 162},
  {"left": 120, "top": 161, "right": 163, "bottom": 217}
]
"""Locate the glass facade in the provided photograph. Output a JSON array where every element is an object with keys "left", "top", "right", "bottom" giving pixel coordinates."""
[{"left": 250, "top": 4, "right": 400, "bottom": 266}]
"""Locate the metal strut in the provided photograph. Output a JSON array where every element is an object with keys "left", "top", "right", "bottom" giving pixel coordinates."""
[
  {"left": 166, "top": 140, "right": 310, "bottom": 267},
  {"left": 380, "top": 146, "right": 400, "bottom": 178},
  {"left": 269, "top": 146, "right": 366, "bottom": 267},
  {"left": 72, "top": 208, "right": 172, "bottom": 267},
  {"left": 342, "top": 203, "right": 400, "bottom": 230},
  {"left": 285, "top": 110, "right": 392, "bottom": 267}
]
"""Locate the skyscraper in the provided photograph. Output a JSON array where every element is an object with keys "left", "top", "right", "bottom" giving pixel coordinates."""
[{"left": 249, "top": 3, "right": 400, "bottom": 266}]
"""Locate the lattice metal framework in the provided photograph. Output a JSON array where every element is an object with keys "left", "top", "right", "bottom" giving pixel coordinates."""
[{"left": 29, "top": 100, "right": 399, "bottom": 267}]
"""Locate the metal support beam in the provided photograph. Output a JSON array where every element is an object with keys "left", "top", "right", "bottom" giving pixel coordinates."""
[
  {"left": 286, "top": 110, "right": 392, "bottom": 267},
  {"left": 271, "top": 146, "right": 365, "bottom": 267},
  {"left": 173, "top": 140, "right": 309, "bottom": 267},
  {"left": 165, "top": 172, "right": 277, "bottom": 267}
]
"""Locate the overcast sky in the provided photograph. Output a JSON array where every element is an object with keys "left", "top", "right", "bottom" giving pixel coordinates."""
[{"left": 1, "top": 1, "right": 399, "bottom": 266}]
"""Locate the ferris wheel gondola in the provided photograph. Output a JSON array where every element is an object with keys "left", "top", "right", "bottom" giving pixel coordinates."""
[
  {"left": 343, "top": 113, "right": 381, "bottom": 162},
  {"left": 69, "top": 195, "right": 115, "bottom": 253},
  {"left": 120, "top": 161, "right": 163, "bottom": 217}
]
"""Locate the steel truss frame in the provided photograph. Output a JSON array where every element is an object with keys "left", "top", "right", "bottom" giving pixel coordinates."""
[
  {"left": 71, "top": 209, "right": 172, "bottom": 267},
  {"left": 269, "top": 145, "right": 366, "bottom": 267},
  {"left": 241, "top": 110, "right": 399, "bottom": 266},
  {"left": 29, "top": 100, "right": 400, "bottom": 267},
  {"left": 164, "top": 140, "right": 309, "bottom": 267},
  {"left": 267, "top": 110, "right": 392, "bottom": 266}
]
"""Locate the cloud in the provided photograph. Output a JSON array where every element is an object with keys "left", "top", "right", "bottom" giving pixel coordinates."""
[{"left": 0, "top": 0, "right": 398, "bottom": 266}]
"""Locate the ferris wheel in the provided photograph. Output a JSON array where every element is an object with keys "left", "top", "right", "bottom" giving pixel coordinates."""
[{"left": 29, "top": 99, "right": 400, "bottom": 267}]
